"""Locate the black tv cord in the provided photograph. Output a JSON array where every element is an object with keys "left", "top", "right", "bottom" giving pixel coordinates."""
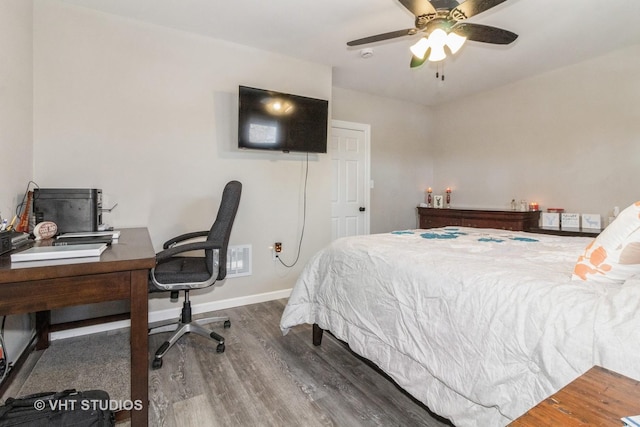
[{"left": 278, "top": 152, "right": 309, "bottom": 268}]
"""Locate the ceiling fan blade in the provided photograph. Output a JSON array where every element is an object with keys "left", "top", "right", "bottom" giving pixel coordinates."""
[
  {"left": 410, "top": 54, "right": 428, "bottom": 68},
  {"left": 452, "top": 22, "right": 517, "bottom": 44},
  {"left": 398, "top": 0, "right": 436, "bottom": 17},
  {"left": 347, "top": 28, "right": 417, "bottom": 46},
  {"left": 450, "top": 0, "right": 508, "bottom": 21}
]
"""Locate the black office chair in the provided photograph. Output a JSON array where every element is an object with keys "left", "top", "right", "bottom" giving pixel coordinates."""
[{"left": 148, "top": 180, "right": 241, "bottom": 369}]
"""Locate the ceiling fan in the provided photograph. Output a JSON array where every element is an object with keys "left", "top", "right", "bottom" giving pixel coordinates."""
[{"left": 347, "top": 0, "right": 518, "bottom": 68}]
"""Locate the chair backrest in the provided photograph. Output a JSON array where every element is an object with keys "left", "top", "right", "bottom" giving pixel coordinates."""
[{"left": 206, "top": 180, "right": 242, "bottom": 280}]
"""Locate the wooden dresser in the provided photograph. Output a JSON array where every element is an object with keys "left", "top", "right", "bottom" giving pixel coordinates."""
[{"left": 417, "top": 207, "right": 541, "bottom": 231}]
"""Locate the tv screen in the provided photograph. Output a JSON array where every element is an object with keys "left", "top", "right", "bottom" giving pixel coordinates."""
[{"left": 238, "top": 86, "right": 328, "bottom": 153}]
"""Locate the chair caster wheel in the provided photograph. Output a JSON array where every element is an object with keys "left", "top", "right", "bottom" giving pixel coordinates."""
[
  {"left": 152, "top": 358, "right": 163, "bottom": 369},
  {"left": 217, "top": 343, "right": 225, "bottom": 353},
  {"left": 224, "top": 320, "right": 231, "bottom": 329}
]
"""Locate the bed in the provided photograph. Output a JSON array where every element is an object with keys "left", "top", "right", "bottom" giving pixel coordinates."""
[{"left": 280, "top": 223, "right": 640, "bottom": 426}]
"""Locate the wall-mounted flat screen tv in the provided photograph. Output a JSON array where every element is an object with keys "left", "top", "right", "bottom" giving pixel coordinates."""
[{"left": 238, "top": 86, "right": 328, "bottom": 153}]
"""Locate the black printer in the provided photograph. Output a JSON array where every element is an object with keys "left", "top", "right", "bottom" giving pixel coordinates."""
[{"left": 33, "top": 188, "right": 102, "bottom": 233}]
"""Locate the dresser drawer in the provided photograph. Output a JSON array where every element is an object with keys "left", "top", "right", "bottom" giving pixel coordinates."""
[
  {"left": 417, "top": 207, "right": 540, "bottom": 231},
  {"left": 419, "top": 216, "right": 461, "bottom": 228}
]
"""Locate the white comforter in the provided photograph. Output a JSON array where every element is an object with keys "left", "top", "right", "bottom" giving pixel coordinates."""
[{"left": 280, "top": 227, "right": 640, "bottom": 426}]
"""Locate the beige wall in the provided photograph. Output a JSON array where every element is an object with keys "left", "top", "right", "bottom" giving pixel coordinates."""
[
  {"left": 33, "top": 0, "right": 332, "bottom": 313},
  {"left": 332, "top": 87, "right": 434, "bottom": 232},
  {"left": 0, "top": 0, "right": 34, "bottom": 366},
  {"left": 0, "top": 0, "right": 33, "bottom": 217},
  {"left": 432, "top": 44, "right": 640, "bottom": 220}
]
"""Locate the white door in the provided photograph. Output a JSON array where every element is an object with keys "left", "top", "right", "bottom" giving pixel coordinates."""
[{"left": 330, "top": 120, "right": 370, "bottom": 240}]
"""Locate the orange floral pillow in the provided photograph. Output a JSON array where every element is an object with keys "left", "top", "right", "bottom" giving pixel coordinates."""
[{"left": 572, "top": 201, "right": 640, "bottom": 284}]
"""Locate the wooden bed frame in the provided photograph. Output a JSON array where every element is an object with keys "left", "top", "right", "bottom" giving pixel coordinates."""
[{"left": 312, "top": 323, "right": 324, "bottom": 346}]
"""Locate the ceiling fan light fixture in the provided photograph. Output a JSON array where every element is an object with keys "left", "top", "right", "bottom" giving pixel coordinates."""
[
  {"left": 446, "top": 32, "right": 466, "bottom": 54},
  {"left": 350, "top": 0, "right": 519, "bottom": 71},
  {"left": 428, "top": 44, "right": 446, "bottom": 62},
  {"left": 426, "top": 28, "right": 447, "bottom": 62},
  {"left": 409, "top": 37, "right": 430, "bottom": 60}
]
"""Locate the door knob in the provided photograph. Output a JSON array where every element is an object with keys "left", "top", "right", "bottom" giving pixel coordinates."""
[{"left": 359, "top": 207, "right": 366, "bottom": 212}]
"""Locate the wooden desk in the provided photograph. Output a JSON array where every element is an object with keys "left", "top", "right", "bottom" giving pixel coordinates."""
[
  {"left": 0, "top": 228, "right": 156, "bottom": 426},
  {"left": 510, "top": 366, "right": 640, "bottom": 426}
]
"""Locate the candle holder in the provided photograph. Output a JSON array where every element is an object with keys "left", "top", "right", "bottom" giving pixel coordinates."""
[
  {"left": 427, "top": 188, "right": 432, "bottom": 208},
  {"left": 445, "top": 188, "right": 452, "bottom": 208}
]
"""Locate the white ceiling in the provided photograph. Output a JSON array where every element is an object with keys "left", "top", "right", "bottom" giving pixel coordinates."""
[{"left": 60, "top": 0, "right": 640, "bottom": 106}]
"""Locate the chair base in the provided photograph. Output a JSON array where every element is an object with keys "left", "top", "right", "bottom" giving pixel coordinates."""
[{"left": 148, "top": 299, "right": 230, "bottom": 369}]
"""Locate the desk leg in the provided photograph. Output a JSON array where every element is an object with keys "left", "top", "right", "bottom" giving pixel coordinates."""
[
  {"left": 130, "top": 269, "right": 149, "bottom": 427},
  {"left": 35, "top": 311, "right": 51, "bottom": 350}
]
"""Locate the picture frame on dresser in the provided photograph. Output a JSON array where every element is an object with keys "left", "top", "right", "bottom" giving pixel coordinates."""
[
  {"left": 561, "top": 213, "right": 580, "bottom": 229},
  {"left": 541, "top": 212, "right": 560, "bottom": 228},
  {"left": 581, "top": 213, "right": 601, "bottom": 230}
]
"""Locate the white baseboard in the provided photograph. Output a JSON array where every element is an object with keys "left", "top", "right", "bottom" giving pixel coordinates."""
[{"left": 50, "top": 288, "right": 292, "bottom": 341}]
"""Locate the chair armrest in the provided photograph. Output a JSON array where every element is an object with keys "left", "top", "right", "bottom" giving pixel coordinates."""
[
  {"left": 155, "top": 241, "right": 222, "bottom": 262},
  {"left": 162, "top": 231, "right": 209, "bottom": 249}
]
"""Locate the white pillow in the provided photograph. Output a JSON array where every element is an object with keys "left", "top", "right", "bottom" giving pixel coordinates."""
[{"left": 572, "top": 201, "right": 640, "bottom": 284}]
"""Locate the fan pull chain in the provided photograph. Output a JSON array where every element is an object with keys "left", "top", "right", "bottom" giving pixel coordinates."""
[{"left": 435, "top": 64, "right": 445, "bottom": 81}]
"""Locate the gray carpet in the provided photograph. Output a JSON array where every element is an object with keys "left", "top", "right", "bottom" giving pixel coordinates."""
[{"left": 18, "top": 330, "right": 130, "bottom": 402}]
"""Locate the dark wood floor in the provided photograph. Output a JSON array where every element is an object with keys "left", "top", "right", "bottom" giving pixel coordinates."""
[{"left": 3, "top": 299, "right": 452, "bottom": 426}]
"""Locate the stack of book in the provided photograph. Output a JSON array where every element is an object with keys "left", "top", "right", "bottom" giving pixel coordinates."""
[
  {"left": 10, "top": 243, "right": 108, "bottom": 262},
  {"left": 10, "top": 231, "right": 120, "bottom": 263},
  {"left": 53, "top": 230, "right": 120, "bottom": 246}
]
